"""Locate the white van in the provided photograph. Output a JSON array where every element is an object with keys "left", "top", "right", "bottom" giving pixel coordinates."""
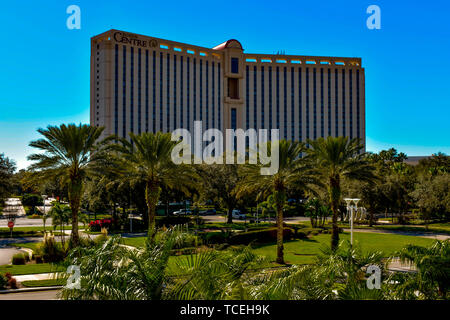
[{"left": 232, "top": 209, "right": 246, "bottom": 220}]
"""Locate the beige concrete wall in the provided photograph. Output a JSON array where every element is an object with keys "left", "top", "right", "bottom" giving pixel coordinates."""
[{"left": 91, "top": 29, "right": 365, "bottom": 148}]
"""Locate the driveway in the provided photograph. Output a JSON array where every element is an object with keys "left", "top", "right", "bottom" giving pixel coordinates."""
[
  {"left": 0, "top": 289, "right": 60, "bottom": 300},
  {"left": 0, "top": 247, "right": 26, "bottom": 265}
]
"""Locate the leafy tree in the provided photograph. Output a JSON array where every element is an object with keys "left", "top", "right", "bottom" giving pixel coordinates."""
[
  {"left": 111, "top": 132, "right": 198, "bottom": 238},
  {"left": 196, "top": 162, "right": 240, "bottom": 223},
  {"left": 259, "top": 194, "right": 276, "bottom": 222},
  {"left": 416, "top": 152, "right": 449, "bottom": 175},
  {"left": 21, "top": 193, "right": 43, "bottom": 215},
  {"left": 307, "top": 137, "right": 376, "bottom": 250},
  {"left": 0, "top": 153, "right": 16, "bottom": 204},
  {"left": 305, "top": 198, "right": 331, "bottom": 228},
  {"left": 28, "top": 123, "right": 107, "bottom": 247},
  {"left": 237, "top": 140, "right": 317, "bottom": 264},
  {"left": 411, "top": 174, "right": 449, "bottom": 223}
]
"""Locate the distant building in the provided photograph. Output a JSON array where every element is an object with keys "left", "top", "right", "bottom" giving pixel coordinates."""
[
  {"left": 91, "top": 30, "right": 365, "bottom": 148},
  {"left": 405, "top": 156, "right": 430, "bottom": 165}
]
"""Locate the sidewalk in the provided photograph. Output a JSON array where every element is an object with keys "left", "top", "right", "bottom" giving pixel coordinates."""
[{"left": 14, "top": 272, "right": 56, "bottom": 282}]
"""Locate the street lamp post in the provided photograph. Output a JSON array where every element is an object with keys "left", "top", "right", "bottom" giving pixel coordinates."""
[{"left": 344, "top": 198, "right": 360, "bottom": 246}]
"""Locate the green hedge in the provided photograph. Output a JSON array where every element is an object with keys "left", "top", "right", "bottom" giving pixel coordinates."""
[
  {"left": 199, "top": 227, "right": 297, "bottom": 245},
  {"left": 228, "top": 227, "right": 296, "bottom": 245},
  {"left": 12, "top": 253, "right": 28, "bottom": 265},
  {"left": 156, "top": 216, "right": 191, "bottom": 227}
]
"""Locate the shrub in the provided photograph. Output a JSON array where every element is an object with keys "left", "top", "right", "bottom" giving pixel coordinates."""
[
  {"left": 8, "top": 277, "right": 17, "bottom": 289},
  {"left": 228, "top": 228, "right": 295, "bottom": 245},
  {"left": 89, "top": 218, "right": 114, "bottom": 232},
  {"left": 34, "top": 255, "right": 43, "bottom": 264},
  {"left": 0, "top": 274, "right": 7, "bottom": 290},
  {"left": 172, "top": 233, "right": 200, "bottom": 249},
  {"left": 12, "top": 253, "right": 26, "bottom": 265},
  {"left": 156, "top": 216, "right": 191, "bottom": 227},
  {"left": 35, "top": 234, "right": 65, "bottom": 263},
  {"left": 94, "top": 228, "right": 109, "bottom": 244},
  {"left": 199, "top": 231, "right": 230, "bottom": 244},
  {"left": 296, "top": 230, "right": 308, "bottom": 239}
]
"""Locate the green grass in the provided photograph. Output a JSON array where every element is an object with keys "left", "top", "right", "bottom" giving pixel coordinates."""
[
  {"left": 21, "top": 279, "right": 65, "bottom": 287},
  {"left": 122, "top": 231, "right": 436, "bottom": 266},
  {"left": 122, "top": 236, "right": 147, "bottom": 247},
  {"left": 0, "top": 226, "right": 74, "bottom": 232},
  {"left": 10, "top": 242, "right": 40, "bottom": 252},
  {"left": 0, "top": 263, "right": 64, "bottom": 276},
  {"left": 0, "top": 226, "right": 86, "bottom": 238},
  {"left": 252, "top": 232, "right": 436, "bottom": 265},
  {"left": 337, "top": 221, "right": 450, "bottom": 235}
]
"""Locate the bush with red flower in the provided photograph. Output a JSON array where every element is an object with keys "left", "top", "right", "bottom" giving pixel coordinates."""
[{"left": 89, "top": 218, "right": 114, "bottom": 232}]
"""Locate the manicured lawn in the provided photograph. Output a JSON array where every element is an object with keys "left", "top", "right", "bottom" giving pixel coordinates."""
[
  {"left": 123, "top": 231, "right": 436, "bottom": 266},
  {"left": 0, "top": 226, "right": 74, "bottom": 232},
  {"left": 337, "top": 221, "right": 450, "bottom": 235},
  {"left": 0, "top": 263, "right": 64, "bottom": 276},
  {"left": 21, "top": 279, "right": 65, "bottom": 287},
  {"left": 10, "top": 242, "right": 40, "bottom": 252},
  {"left": 252, "top": 232, "right": 436, "bottom": 265}
]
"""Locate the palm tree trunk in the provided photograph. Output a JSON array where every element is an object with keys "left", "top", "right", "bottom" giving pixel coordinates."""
[
  {"left": 145, "top": 181, "right": 161, "bottom": 239},
  {"left": 68, "top": 180, "right": 82, "bottom": 248},
  {"left": 276, "top": 205, "right": 284, "bottom": 264},
  {"left": 329, "top": 175, "right": 341, "bottom": 251}
]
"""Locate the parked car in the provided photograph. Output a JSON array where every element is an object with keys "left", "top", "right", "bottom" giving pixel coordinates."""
[
  {"left": 200, "top": 209, "right": 217, "bottom": 215},
  {"left": 232, "top": 209, "right": 246, "bottom": 220},
  {"left": 173, "top": 209, "right": 192, "bottom": 215}
]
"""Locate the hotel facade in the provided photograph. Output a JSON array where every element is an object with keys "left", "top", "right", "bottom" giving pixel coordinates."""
[{"left": 91, "top": 30, "right": 365, "bottom": 147}]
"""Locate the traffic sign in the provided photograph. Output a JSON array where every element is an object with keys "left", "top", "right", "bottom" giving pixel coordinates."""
[{"left": 7, "top": 221, "right": 14, "bottom": 228}]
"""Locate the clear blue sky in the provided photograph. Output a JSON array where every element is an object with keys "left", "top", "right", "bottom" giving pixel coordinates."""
[{"left": 0, "top": 0, "right": 449, "bottom": 169}]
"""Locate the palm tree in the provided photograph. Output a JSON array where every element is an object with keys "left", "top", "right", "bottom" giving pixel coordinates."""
[
  {"left": 391, "top": 240, "right": 450, "bottom": 299},
  {"left": 49, "top": 201, "right": 71, "bottom": 248},
  {"left": 307, "top": 136, "right": 376, "bottom": 250},
  {"left": 27, "top": 123, "right": 106, "bottom": 247},
  {"left": 236, "top": 140, "right": 317, "bottom": 264},
  {"left": 59, "top": 228, "right": 263, "bottom": 300},
  {"left": 253, "top": 241, "right": 387, "bottom": 300},
  {"left": 111, "top": 132, "right": 198, "bottom": 238}
]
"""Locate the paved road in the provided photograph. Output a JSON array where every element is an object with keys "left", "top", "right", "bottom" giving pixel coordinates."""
[
  {"left": 0, "top": 216, "right": 54, "bottom": 228},
  {"left": 0, "top": 248, "right": 25, "bottom": 265},
  {"left": 343, "top": 228, "right": 450, "bottom": 240},
  {"left": 201, "top": 214, "right": 310, "bottom": 224},
  {"left": 0, "top": 290, "right": 60, "bottom": 300}
]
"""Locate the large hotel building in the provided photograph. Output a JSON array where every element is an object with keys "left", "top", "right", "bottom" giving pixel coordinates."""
[{"left": 91, "top": 30, "right": 365, "bottom": 147}]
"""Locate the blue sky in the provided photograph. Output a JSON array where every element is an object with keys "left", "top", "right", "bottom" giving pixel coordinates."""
[{"left": 0, "top": 0, "right": 449, "bottom": 169}]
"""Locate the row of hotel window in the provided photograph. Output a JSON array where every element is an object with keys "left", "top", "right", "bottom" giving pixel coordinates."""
[{"left": 98, "top": 45, "right": 361, "bottom": 140}]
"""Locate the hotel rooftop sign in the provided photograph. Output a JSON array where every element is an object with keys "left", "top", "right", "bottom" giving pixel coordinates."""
[{"left": 113, "top": 31, "right": 157, "bottom": 48}]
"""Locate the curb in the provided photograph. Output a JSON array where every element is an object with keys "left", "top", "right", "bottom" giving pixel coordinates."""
[{"left": 0, "top": 286, "right": 63, "bottom": 294}]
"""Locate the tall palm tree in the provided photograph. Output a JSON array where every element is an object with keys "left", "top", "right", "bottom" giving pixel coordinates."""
[
  {"left": 49, "top": 201, "right": 71, "bottom": 248},
  {"left": 111, "top": 132, "right": 198, "bottom": 238},
  {"left": 27, "top": 123, "right": 106, "bottom": 247},
  {"left": 236, "top": 140, "right": 318, "bottom": 264},
  {"left": 307, "top": 136, "right": 376, "bottom": 250}
]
